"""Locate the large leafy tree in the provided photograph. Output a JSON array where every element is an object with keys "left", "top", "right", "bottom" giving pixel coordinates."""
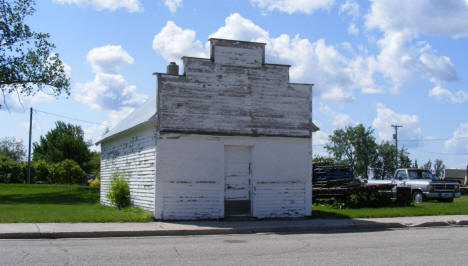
[
  {"left": 33, "top": 121, "right": 91, "bottom": 172},
  {"left": 371, "top": 141, "right": 411, "bottom": 179},
  {"left": 371, "top": 141, "right": 395, "bottom": 180},
  {"left": 325, "top": 124, "right": 377, "bottom": 178},
  {"left": 0, "top": 0, "right": 70, "bottom": 109},
  {"left": 433, "top": 159, "right": 445, "bottom": 178},
  {"left": 0, "top": 136, "right": 25, "bottom": 161},
  {"left": 423, "top": 160, "right": 432, "bottom": 171}
]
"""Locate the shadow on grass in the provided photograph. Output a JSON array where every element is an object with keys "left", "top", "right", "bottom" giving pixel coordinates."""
[
  {"left": 310, "top": 209, "right": 351, "bottom": 219},
  {"left": 0, "top": 188, "right": 99, "bottom": 205}
]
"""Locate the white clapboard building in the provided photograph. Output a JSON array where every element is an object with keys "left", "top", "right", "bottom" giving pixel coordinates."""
[{"left": 97, "top": 39, "right": 319, "bottom": 220}]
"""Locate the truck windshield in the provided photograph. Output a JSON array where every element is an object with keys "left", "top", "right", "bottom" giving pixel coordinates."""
[{"left": 408, "top": 170, "right": 436, "bottom": 180}]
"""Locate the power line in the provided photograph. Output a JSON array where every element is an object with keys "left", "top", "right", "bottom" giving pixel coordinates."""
[
  {"left": 409, "top": 148, "right": 468, "bottom": 156},
  {"left": 400, "top": 136, "right": 468, "bottom": 142},
  {"left": 34, "top": 108, "right": 101, "bottom": 125}
]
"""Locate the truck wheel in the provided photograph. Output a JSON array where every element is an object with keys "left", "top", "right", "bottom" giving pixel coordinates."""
[{"left": 412, "top": 191, "right": 424, "bottom": 203}]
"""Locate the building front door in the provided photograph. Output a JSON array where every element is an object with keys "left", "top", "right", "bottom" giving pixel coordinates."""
[{"left": 224, "top": 145, "right": 252, "bottom": 216}]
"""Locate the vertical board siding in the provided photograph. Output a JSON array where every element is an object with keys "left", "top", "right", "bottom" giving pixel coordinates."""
[
  {"left": 224, "top": 146, "right": 251, "bottom": 201},
  {"left": 100, "top": 126, "right": 156, "bottom": 212}
]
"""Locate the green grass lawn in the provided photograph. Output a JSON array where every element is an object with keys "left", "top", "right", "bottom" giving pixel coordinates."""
[
  {"left": 0, "top": 184, "right": 153, "bottom": 223},
  {"left": 312, "top": 195, "right": 468, "bottom": 219}
]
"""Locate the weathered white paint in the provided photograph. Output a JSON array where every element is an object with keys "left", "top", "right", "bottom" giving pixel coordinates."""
[
  {"left": 214, "top": 46, "right": 263, "bottom": 67},
  {"left": 100, "top": 124, "right": 156, "bottom": 212},
  {"left": 100, "top": 38, "right": 316, "bottom": 220},
  {"left": 156, "top": 39, "right": 313, "bottom": 138},
  {"left": 154, "top": 134, "right": 311, "bottom": 220},
  {"left": 224, "top": 146, "right": 251, "bottom": 201}
]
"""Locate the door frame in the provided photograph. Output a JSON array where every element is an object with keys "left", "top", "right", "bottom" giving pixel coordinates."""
[{"left": 223, "top": 145, "right": 253, "bottom": 217}]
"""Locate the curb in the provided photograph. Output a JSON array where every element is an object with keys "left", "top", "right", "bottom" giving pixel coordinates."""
[
  {"left": 0, "top": 222, "right": 411, "bottom": 239},
  {"left": 1, "top": 220, "right": 466, "bottom": 239}
]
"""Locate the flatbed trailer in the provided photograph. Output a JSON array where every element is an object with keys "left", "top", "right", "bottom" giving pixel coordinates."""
[
  {"left": 461, "top": 186, "right": 468, "bottom": 195},
  {"left": 312, "top": 183, "right": 395, "bottom": 199}
]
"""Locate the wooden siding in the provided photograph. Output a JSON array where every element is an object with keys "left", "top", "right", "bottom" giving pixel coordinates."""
[
  {"left": 154, "top": 133, "right": 311, "bottom": 220},
  {"left": 253, "top": 181, "right": 306, "bottom": 218},
  {"left": 100, "top": 125, "right": 156, "bottom": 212},
  {"left": 157, "top": 40, "right": 312, "bottom": 138},
  {"left": 161, "top": 182, "right": 222, "bottom": 220}
]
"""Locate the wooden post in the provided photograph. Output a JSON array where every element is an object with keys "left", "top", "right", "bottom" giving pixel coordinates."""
[{"left": 27, "top": 107, "right": 32, "bottom": 184}]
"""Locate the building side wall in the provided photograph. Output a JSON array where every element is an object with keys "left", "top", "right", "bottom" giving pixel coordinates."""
[
  {"left": 100, "top": 126, "right": 157, "bottom": 212},
  {"left": 154, "top": 134, "right": 311, "bottom": 220}
]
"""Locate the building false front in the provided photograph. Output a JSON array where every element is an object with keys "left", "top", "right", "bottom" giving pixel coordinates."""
[{"left": 99, "top": 38, "right": 318, "bottom": 220}]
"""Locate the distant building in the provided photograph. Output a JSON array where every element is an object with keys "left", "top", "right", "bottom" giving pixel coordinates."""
[{"left": 97, "top": 39, "right": 319, "bottom": 220}]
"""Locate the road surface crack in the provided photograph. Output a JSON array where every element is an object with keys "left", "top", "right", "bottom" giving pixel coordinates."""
[{"left": 173, "top": 246, "right": 181, "bottom": 257}]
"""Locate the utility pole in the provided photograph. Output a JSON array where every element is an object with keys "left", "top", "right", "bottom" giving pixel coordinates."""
[
  {"left": 392, "top": 124, "right": 402, "bottom": 169},
  {"left": 27, "top": 107, "right": 33, "bottom": 184}
]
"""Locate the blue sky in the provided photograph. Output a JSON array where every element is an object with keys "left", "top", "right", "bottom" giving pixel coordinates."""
[{"left": 1, "top": 0, "right": 468, "bottom": 168}]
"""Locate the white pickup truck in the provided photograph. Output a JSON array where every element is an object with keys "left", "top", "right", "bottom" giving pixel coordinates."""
[{"left": 368, "top": 168, "right": 462, "bottom": 203}]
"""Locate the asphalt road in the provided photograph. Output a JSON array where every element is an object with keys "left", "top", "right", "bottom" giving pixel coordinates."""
[{"left": 1, "top": 227, "right": 468, "bottom": 266}]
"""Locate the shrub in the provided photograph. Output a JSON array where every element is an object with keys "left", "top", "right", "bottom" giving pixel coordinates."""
[
  {"left": 51, "top": 159, "right": 87, "bottom": 184},
  {"left": 0, "top": 155, "right": 25, "bottom": 183},
  {"left": 88, "top": 178, "right": 100, "bottom": 189},
  {"left": 31, "top": 160, "right": 50, "bottom": 183},
  {"left": 107, "top": 171, "right": 130, "bottom": 209}
]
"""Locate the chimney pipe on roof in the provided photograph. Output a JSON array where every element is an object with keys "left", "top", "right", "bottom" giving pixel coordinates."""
[{"left": 166, "top": 62, "right": 179, "bottom": 75}]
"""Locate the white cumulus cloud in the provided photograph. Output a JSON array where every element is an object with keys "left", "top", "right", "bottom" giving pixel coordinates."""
[
  {"left": 209, "top": 13, "right": 269, "bottom": 43},
  {"left": 53, "top": 0, "right": 142, "bottom": 12},
  {"left": 250, "top": 0, "right": 335, "bottom": 14},
  {"left": 372, "top": 103, "right": 422, "bottom": 146},
  {"left": 347, "top": 23, "right": 359, "bottom": 36},
  {"left": 75, "top": 45, "right": 147, "bottom": 111},
  {"left": 164, "top": 0, "right": 182, "bottom": 13},
  {"left": 445, "top": 123, "right": 468, "bottom": 153},
  {"left": 363, "top": 0, "right": 462, "bottom": 94},
  {"left": 365, "top": 0, "right": 468, "bottom": 38},
  {"left": 86, "top": 45, "right": 134, "bottom": 74},
  {"left": 152, "top": 21, "right": 207, "bottom": 64},
  {"left": 319, "top": 104, "right": 356, "bottom": 127},
  {"left": 429, "top": 86, "right": 468, "bottom": 104},
  {"left": 339, "top": 0, "right": 359, "bottom": 18},
  {"left": 313, "top": 130, "right": 330, "bottom": 146}
]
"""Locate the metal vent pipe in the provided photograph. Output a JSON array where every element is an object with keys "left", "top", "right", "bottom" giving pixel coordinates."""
[{"left": 166, "top": 62, "right": 179, "bottom": 75}]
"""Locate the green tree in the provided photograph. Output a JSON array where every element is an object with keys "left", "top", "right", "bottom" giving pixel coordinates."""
[
  {"left": 423, "top": 160, "right": 432, "bottom": 171},
  {"left": 371, "top": 141, "right": 412, "bottom": 179},
  {"left": 0, "top": 136, "right": 25, "bottom": 161},
  {"left": 51, "top": 159, "right": 86, "bottom": 184},
  {"left": 325, "top": 124, "right": 377, "bottom": 178},
  {"left": 0, "top": 155, "right": 24, "bottom": 183},
  {"left": 433, "top": 159, "right": 445, "bottom": 178},
  {"left": 0, "top": 0, "right": 70, "bottom": 109},
  {"left": 85, "top": 151, "right": 100, "bottom": 177},
  {"left": 33, "top": 121, "right": 91, "bottom": 172},
  {"left": 371, "top": 141, "right": 395, "bottom": 179}
]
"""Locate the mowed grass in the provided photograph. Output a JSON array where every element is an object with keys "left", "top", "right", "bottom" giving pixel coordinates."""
[
  {"left": 0, "top": 184, "right": 153, "bottom": 223},
  {"left": 312, "top": 195, "right": 468, "bottom": 219}
]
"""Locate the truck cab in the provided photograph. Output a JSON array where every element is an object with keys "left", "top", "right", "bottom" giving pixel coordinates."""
[{"left": 393, "top": 168, "right": 461, "bottom": 203}]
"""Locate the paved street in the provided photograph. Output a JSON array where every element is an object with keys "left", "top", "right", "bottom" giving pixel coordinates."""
[{"left": 1, "top": 227, "right": 467, "bottom": 265}]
